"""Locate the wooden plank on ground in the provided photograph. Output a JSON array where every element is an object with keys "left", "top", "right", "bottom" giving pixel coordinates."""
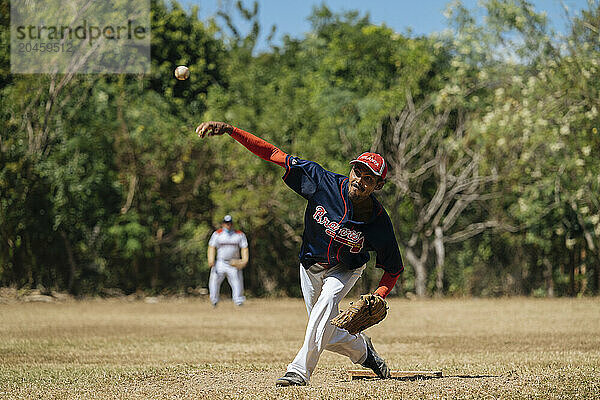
[{"left": 348, "top": 370, "right": 442, "bottom": 380}]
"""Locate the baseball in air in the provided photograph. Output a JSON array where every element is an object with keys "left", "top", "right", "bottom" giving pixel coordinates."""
[{"left": 174, "top": 65, "right": 190, "bottom": 80}]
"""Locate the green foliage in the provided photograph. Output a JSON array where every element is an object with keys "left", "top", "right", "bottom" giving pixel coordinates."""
[
  {"left": 1, "top": 1, "right": 221, "bottom": 294},
  {"left": 1, "top": 0, "right": 599, "bottom": 297}
]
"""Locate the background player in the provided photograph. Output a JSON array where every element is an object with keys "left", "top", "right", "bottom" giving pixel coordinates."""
[
  {"left": 208, "top": 214, "right": 249, "bottom": 307},
  {"left": 196, "top": 122, "right": 403, "bottom": 386}
]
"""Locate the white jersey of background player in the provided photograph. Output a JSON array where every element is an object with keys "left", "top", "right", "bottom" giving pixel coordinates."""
[{"left": 208, "top": 215, "right": 249, "bottom": 306}]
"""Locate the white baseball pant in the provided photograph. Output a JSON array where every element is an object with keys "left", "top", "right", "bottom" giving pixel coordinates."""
[
  {"left": 286, "top": 263, "right": 369, "bottom": 382},
  {"left": 209, "top": 260, "right": 246, "bottom": 306}
]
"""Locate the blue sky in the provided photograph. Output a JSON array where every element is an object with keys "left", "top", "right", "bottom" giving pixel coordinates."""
[{"left": 183, "top": 0, "right": 591, "bottom": 51}]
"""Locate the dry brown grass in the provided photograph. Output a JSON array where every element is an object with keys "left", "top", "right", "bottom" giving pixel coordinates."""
[{"left": 1, "top": 297, "right": 599, "bottom": 399}]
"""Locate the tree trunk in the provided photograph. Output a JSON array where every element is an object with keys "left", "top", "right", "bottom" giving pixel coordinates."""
[
  {"left": 597, "top": 257, "right": 600, "bottom": 296},
  {"left": 405, "top": 241, "right": 429, "bottom": 297},
  {"left": 569, "top": 249, "right": 576, "bottom": 297},
  {"left": 576, "top": 245, "right": 583, "bottom": 295},
  {"left": 596, "top": 252, "right": 600, "bottom": 295},
  {"left": 60, "top": 231, "right": 77, "bottom": 292},
  {"left": 151, "top": 228, "right": 163, "bottom": 290},
  {"left": 133, "top": 258, "right": 139, "bottom": 291},
  {"left": 413, "top": 261, "right": 427, "bottom": 297},
  {"left": 434, "top": 226, "right": 445, "bottom": 296},
  {"left": 543, "top": 257, "right": 554, "bottom": 298}
]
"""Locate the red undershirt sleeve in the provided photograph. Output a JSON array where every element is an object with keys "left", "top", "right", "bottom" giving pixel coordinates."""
[
  {"left": 230, "top": 127, "right": 287, "bottom": 167},
  {"left": 374, "top": 271, "right": 400, "bottom": 298}
]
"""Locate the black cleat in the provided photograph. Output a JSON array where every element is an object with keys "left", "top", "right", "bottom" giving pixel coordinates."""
[
  {"left": 275, "top": 372, "right": 307, "bottom": 387},
  {"left": 360, "top": 333, "right": 391, "bottom": 379}
]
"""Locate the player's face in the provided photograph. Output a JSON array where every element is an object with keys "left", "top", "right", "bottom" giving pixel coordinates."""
[
  {"left": 349, "top": 164, "right": 382, "bottom": 200},
  {"left": 222, "top": 221, "right": 233, "bottom": 230}
]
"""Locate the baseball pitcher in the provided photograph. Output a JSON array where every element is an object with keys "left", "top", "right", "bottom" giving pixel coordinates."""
[
  {"left": 208, "top": 214, "right": 249, "bottom": 307},
  {"left": 196, "top": 122, "right": 403, "bottom": 386}
]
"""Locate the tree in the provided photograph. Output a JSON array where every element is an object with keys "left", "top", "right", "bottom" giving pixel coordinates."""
[
  {"left": 375, "top": 91, "right": 500, "bottom": 297},
  {"left": 455, "top": 0, "right": 600, "bottom": 295},
  {"left": 0, "top": 0, "right": 227, "bottom": 293}
]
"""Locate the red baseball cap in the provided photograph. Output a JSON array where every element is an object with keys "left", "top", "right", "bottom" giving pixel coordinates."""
[{"left": 350, "top": 152, "right": 388, "bottom": 180}]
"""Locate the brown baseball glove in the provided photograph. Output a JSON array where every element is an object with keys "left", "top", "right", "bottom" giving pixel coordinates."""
[{"left": 330, "top": 293, "right": 388, "bottom": 335}]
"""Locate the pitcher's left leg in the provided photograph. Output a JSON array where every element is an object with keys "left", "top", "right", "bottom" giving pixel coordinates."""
[{"left": 324, "top": 265, "right": 369, "bottom": 363}]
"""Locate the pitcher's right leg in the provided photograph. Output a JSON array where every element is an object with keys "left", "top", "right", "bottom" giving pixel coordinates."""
[
  {"left": 208, "top": 265, "right": 225, "bottom": 306},
  {"left": 284, "top": 264, "right": 363, "bottom": 383}
]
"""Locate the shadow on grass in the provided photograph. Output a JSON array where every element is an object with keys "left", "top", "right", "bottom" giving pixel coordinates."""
[
  {"left": 351, "top": 374, "right": 500, "bottom": 382},
  {"left": 351, "top": 375, "right": 441, "bottom": 382}
]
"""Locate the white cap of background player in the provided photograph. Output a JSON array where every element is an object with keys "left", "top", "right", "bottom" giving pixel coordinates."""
[{"left": 223, "top": 215, "right": 233, "bottom": 222}]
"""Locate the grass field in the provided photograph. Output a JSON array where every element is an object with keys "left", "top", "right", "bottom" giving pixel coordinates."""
[{"left": 1, "top": 297, "right": 599, "bottom": 399}]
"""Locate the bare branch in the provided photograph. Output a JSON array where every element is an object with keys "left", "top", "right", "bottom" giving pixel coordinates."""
[
  {"left": 370, "top": 123, "right": 383, "bottom": 153},
  {"left": 445, "top": 221, "right": 502, "bottom": 243},
  {"left": 421, "top": 153, "right": 447, "bottom": 225},
  {"left": 406, "top": 158, "right": 438, "bottom": 181},
  {"left": 404, "top": 109, "right": 449, "bottom": 165},
  {"left": 121, "top": 175, "right": 138, "bottom": 214},
  {"left": 572, "top": 201, "right": 597, "bottom": 251}
]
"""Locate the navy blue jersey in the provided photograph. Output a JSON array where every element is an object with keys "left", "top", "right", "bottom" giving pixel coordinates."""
[{"left": 282, "top": 155, "right": 403, "bottom": 276}]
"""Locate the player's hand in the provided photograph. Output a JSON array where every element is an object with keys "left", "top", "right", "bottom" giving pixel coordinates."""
[
  {"left": 196, "top": 121, "right": 233, "bottom": 138},
  {"left": 229, "top": 259, "right": 247, "bottom": 269}
]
